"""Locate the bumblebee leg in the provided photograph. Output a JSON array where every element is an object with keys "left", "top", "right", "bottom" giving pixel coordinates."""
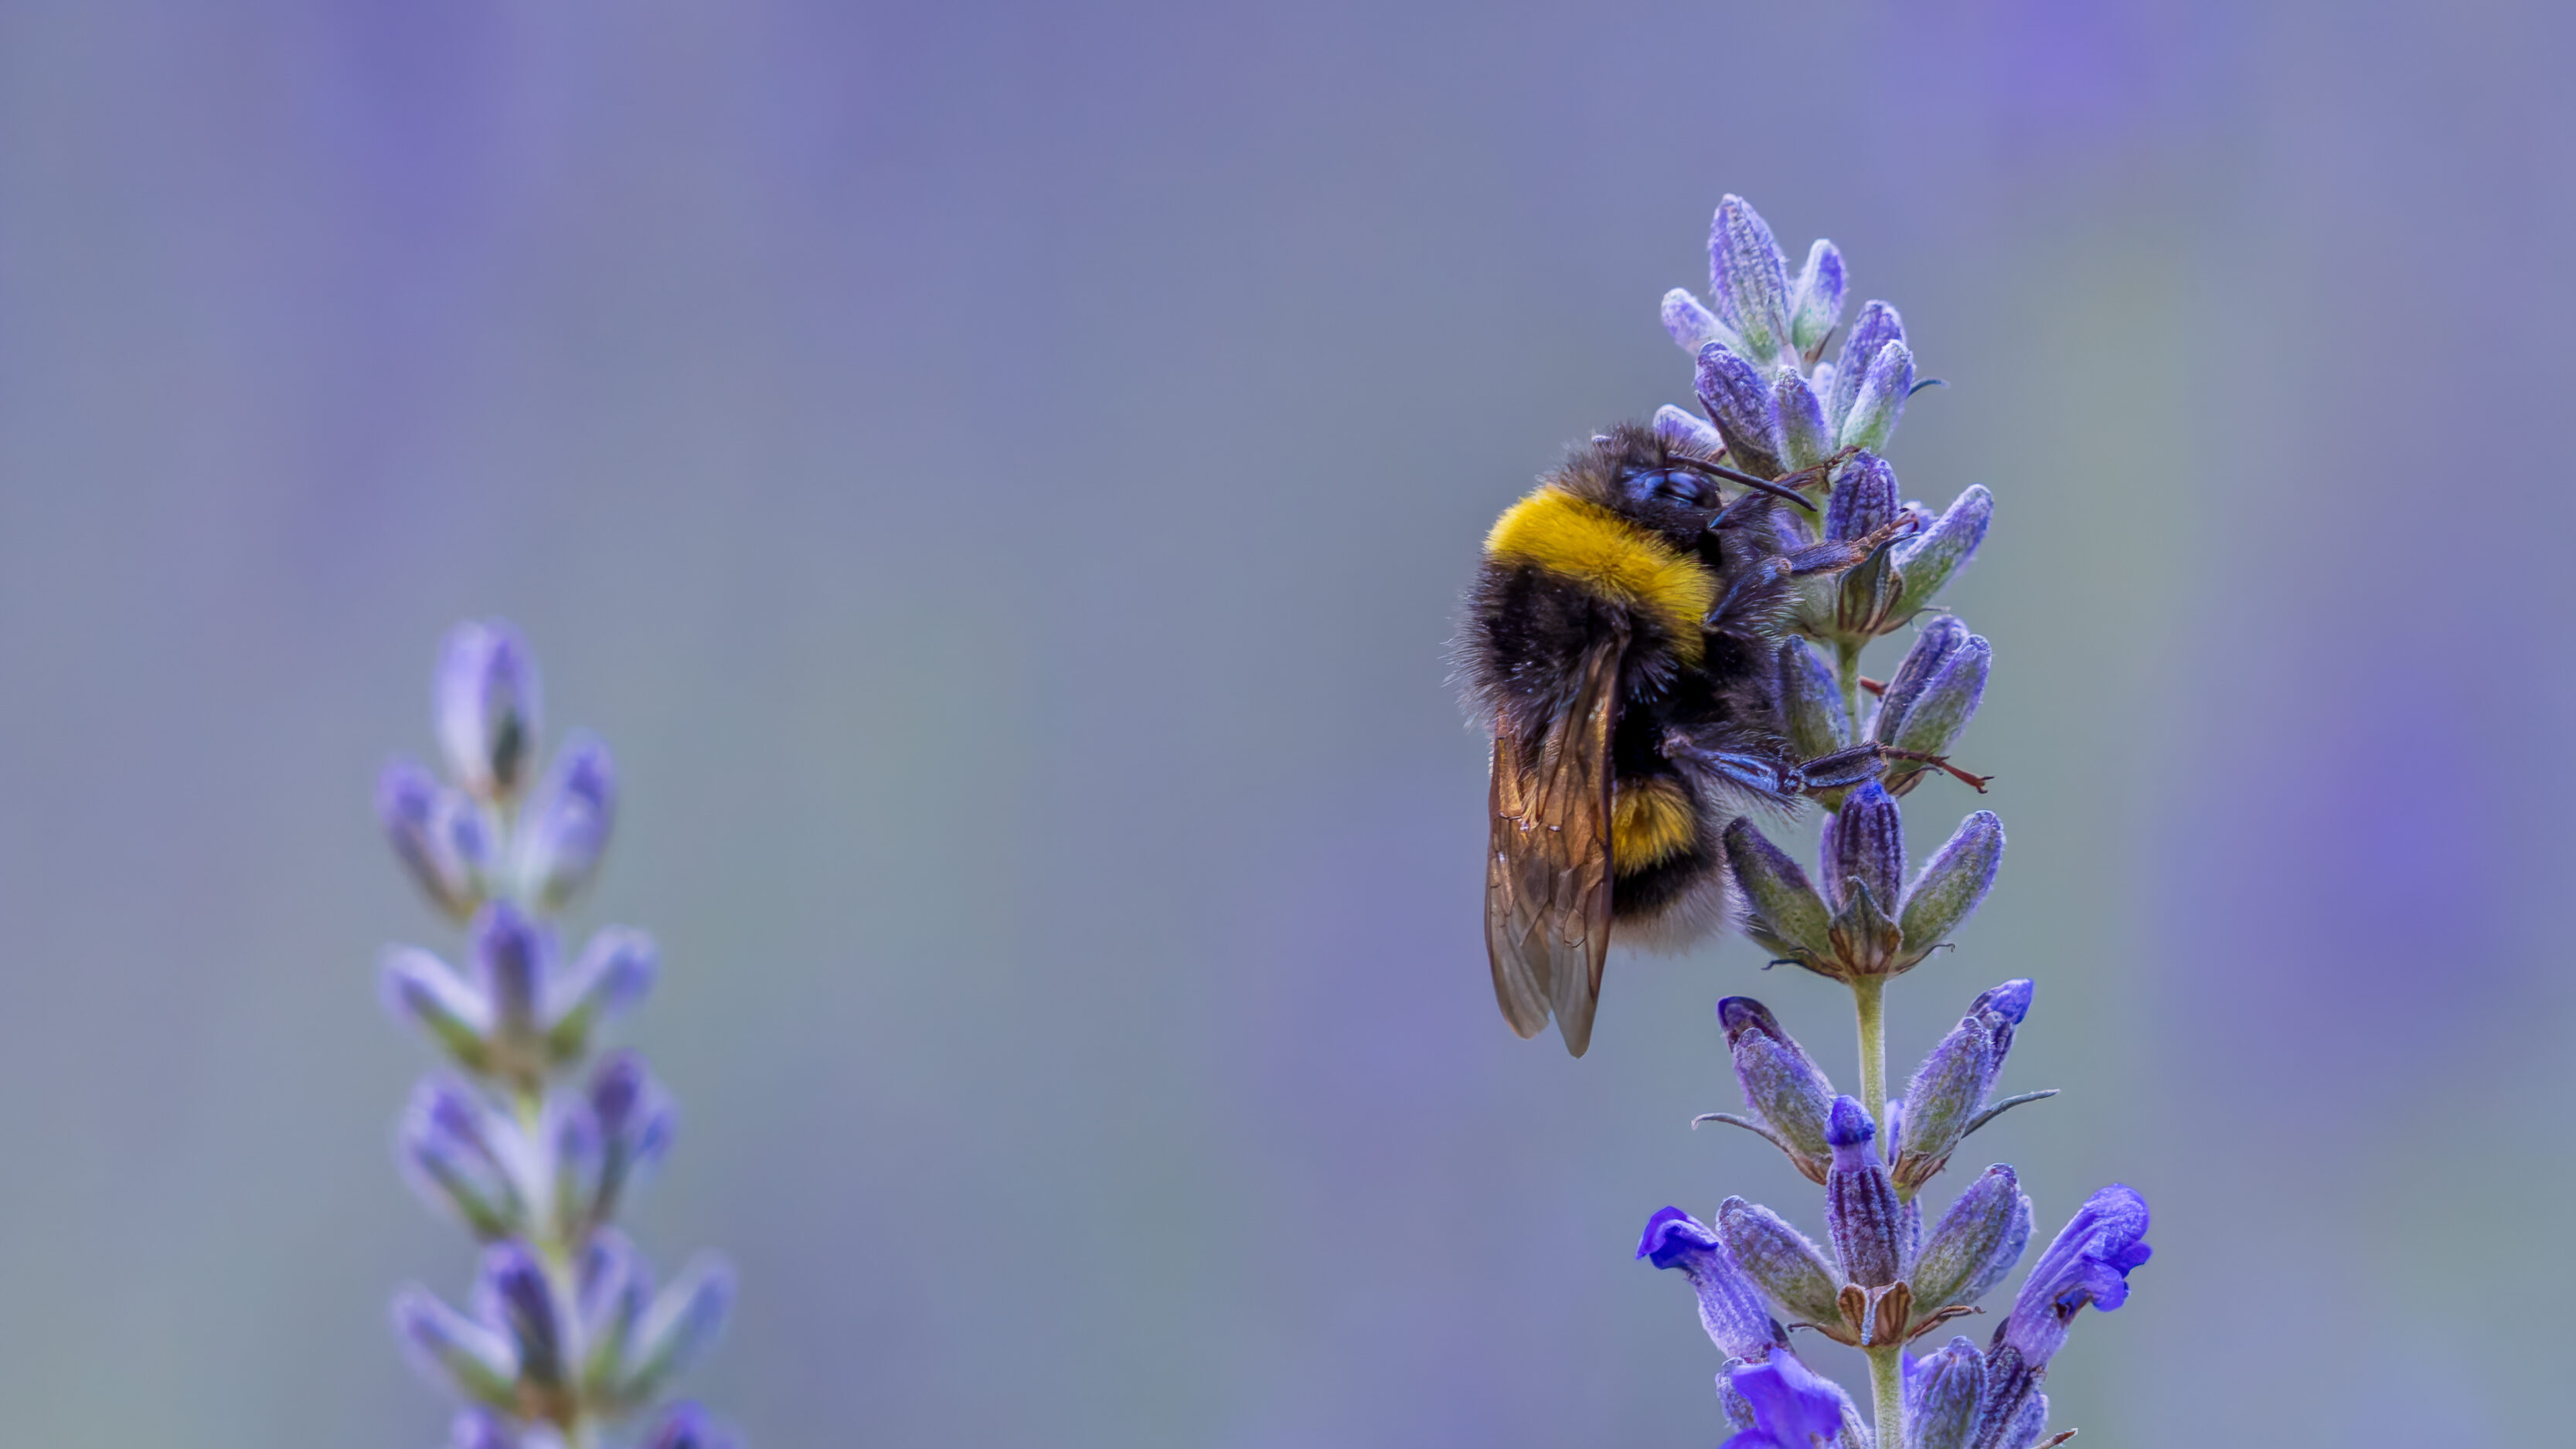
[
  {"left": 1783, "top": 513, "right": 1920, "bottom": 578},
  {"left": 1783, "top": 743, "right": 1886, "bottom": 793}
]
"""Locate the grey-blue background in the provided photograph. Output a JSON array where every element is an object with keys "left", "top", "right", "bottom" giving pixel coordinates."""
[{"left": 1, "top": 2, "right": 2567, "bottom": 1444}]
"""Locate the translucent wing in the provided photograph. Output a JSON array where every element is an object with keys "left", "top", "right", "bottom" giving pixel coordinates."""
[{"left": 1484, "top": 628, "right": 1621, "bottom": 1056}]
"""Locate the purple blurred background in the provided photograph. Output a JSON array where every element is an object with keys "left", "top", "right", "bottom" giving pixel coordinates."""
[{"left": 2, "top": 2, "right": 2570, "bottom": 1444}]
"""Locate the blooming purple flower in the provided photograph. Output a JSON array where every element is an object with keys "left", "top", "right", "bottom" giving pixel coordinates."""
[
  {"left": 2000, "top": 1184, "right": 2152, "bottom": 1368},
  {"left": 1637, "top": 1206, "right": 1783, "bottom": 1360},
  {"left": 1720, "top": 1351, "right": 1850, "bottom": 1449}
]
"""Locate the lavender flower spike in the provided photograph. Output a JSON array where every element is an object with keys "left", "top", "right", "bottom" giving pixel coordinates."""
[
  {"left": 1638, "top": 1206, "right": 1785, "bottom": 1360},
  {"left": 1999, "top": 1184, "right": 2153, "bottom": 1369},
  {"left": 377, "top": 621, "right": 737, "bottom": 1444}
]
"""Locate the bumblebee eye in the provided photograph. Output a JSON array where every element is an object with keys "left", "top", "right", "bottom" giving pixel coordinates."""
[{"left": 1622, "top": 468, "right": 1712, "bottom": 509}]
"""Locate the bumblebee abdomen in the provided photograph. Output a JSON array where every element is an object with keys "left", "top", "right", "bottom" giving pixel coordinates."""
[{"left": 1610, "top": 776, "right": 1696, "bottom": 876}]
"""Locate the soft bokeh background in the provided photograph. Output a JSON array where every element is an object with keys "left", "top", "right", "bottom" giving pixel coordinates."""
[{"left": 0, "top": 1, "right": 2567, "bottom": 1444}]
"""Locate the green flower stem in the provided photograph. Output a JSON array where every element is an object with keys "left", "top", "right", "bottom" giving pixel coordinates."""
[
  {"left": 1835, "top": 638, "right": 1867, "bottom": 742},
  {"left": 1851, "top": 974, "right": 1888, "bottom": 1134},
  {"left": 1868, "top": 1342, "right": 1907, "bottom": 1449}
]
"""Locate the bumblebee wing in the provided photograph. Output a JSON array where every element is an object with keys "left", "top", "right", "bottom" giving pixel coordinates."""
[{"left": 1485, "top": 628, "right": 1621, "bottom": 1056}]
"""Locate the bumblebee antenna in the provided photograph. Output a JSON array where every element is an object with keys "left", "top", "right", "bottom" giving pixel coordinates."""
[{"left": 1665, "top": 455, "right": 1819, "bottom": 512}]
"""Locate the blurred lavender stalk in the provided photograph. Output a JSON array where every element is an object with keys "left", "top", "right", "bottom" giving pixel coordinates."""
[
  {"left": 1645, "top": 199, "right": 2150, "bottom": 1448},
  {"left": 378, "top": 621, "right": 739, "bottom": 1449}
]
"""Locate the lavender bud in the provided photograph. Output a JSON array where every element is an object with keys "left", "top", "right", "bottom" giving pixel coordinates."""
[
  {"left": 1715, "top": 1197, "right": 1842, "bottom": 1326},
  {"left": 1823, "top": 451, "right": 1900, "bottom": 544},
  {"left": 577, "top": 1230, "right": 654, "bottom": 1396},
  {"left": 1720, "top": 819, "right": 1836, "bottom": 972},
  {"left": 1826, "top": 300, "right": 1906, "bottom": 428},
  {"left": 1651, "top": 403, "right": 1725, "bottom": 457},
  {"left": 1997, "top": 1389, "right": 2053, "bottom": 1449},
  {"left": 475, "top": 1240, "right": 565, "bottom": 1386},
  {"left": 1898, "top": 985, "right": 2030, "bottom": 1177},
  {"left": 543, "top": 927, "right": 658, "bottom": 1063},
  {"left": 1880, "top": 635, "right": 1990, "bottom": 789},
  {"left": 1775, "top": 640, "right": 1851, "bottom": 763},
  {"left": 1821, "top": 783, "right": 1905, "bottom": 914},
  {"left": 621, "top": 1253, "right": 738, "bottom": 1402},
  {"left": 642, "top": 1403, "right": 740, "bottom": 1449},
  {"left": 1774, "top": 369, "right": 1834, "bottom": 472},
  {"left": 1662, "top": 288, "right": 1727, "bottom": 355},
  {"left": 517, "top": 732, "right": 615, "bottom": 911},
  {"left": 437, "top": 620, "right": 543, "bottom": 802},
  {"left": 1837, "top": 338, "right": 1914, "bottom": 454},
  {"left": 2000, "top": 1185, "right": 2152, "bottom": 1369},
  {"left": 1969, "top": 1344, "right": 2040, "bottom": 1449},
  {"left": 1896, "top": 812, "right": 2004, "bottom": 961},
  {"left": 1824, "top": 1097, "right": 1905, "bottom": 1287},
  {"left": 1910, "top": 1165, "right": 2034, "bottom": 1312},
  {"left": 1890, "top": 485, "right": 1993, "bottom": 617},
  {"left": 379, "top": 759, "right": 490, "bottom": 920},
  {"left": 1710, "top": 195, "right": 1793, "bottom": 366},
  {"left": 1907, "top": 1337, "right": 1987, "bottom": 1449},
  {"left": 1635, "top": 1207, "right": 1782, "bottom": 1359},
  {"left": 470, "top": 902, "right": 552, "bottom": 1043},
  {"left": 391, "top": 1285, "right": 518, "bottom": 1405},
  {"left": 380, "top": 946, "right": 495, "bottom": 1070},
  {"left": 1871, "top": 616, "right": 1969, "bottom": 744},
  {"left": 590, "top": 1051, "right": 677, "bottom": 1223},
  {"left": 550, "top": 1103, "right": 606, "bottom": 1241},
  {"left": 1696, "top": 344, "right": 1783, "bottom": 478},
  {"left": 1717, "top": 998, "right": 1836, "bottom": 1177},
  {"left": 398, "top": 1077, "right": 526, "bottom": 1240},
  {"left": 1788, "top": 239, "right": 1846, "bottom": 356}
]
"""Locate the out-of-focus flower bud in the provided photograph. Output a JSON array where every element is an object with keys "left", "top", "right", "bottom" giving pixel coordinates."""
[
  {"left": 437, "top": 621, "right": 543, "bottom": 802},
  {"left": 1713, "top": 998, "right": 1836, "bottom": 1182},
  {"left": 379, "top": 759, "right": 491, "bottom": 920},
  {"left": 1889, "top": 485, "right": 1993, "bottom": 619},
  {"left": 1716, "top": 1197, "right": 1842, "bottom": 1327},
  {"left": 549, "top": 1103, "right": 604, "bottom": 1243},
  {"left": 1710, "top": 195, "right": 1794, "bottom": 368},
  {"left": 1894, "top": 811, "right": 2005, "bottom": 968},
  {"left": 576, "top": 1230, "right": 653, "bottom": 1397},
  {"left": 475, "top": 1240, "right": 565, "bottom": 1389},
  {"left": 1652, "top": 403, "right": 1725, "bottom": 457},
  {"left": 392, "top": 1284, "right": 519, "bottom": 1406},
  {"left": 543, "top": 927, "right": 658, "bottom": 1064},
  {"left": 1636, "top": 1207, "right": 1782, "bottom": 1360},
  {"left": 1788, "top": 239, "right": 1846, "bottom": 358},
  {"left": 1826, "top": 301, "right": 1905, "bottom": 434},
  {"left": 1908, "top": 1165, "right": 2033, "bottom": 1312},
  {"left": 1823, "top": 1098, "right": 1905, "bottom": 1290},
  {"left": 1906, "top": 1336, "right": 1987, "bottom": 1449},
  {"left": 1775, "top": 370, "right": 1834, "bottom": 472},
  {"left": 619, "top": 1253, "right": 737, "bottom": 1404},
  {"left": 1837, "top": 338, "right": 1914, "bottom": 454},
  {"left": 469, "top": 901, "right": 553, "bottom": 1052},
  {"left": 1697, "top": 344, "right": 1784, "bottom": 479},
  {"left": 517, "top": 733, "right": 615, "bottom": 911},
  {"left": 641, "top": 1403, "right": 740, "bottom": 1449},
  {"left": 1775, "top": 639, "right": 1851, "bottom": 763},
  {"left": 1720, "top": 819, "right": 1838, "bottom": 976},
  {"left": 589, "top": 1051, "right": 676, "bottom": 1224},
  {"left": 2000, "top": 1185, "right": 2152, "bottom": 1369},
  {"left": 381, "top": 946, "right": 495, "bottom": 1072},
  {"left": 399, "top": 1077, "right": 526, "bottom": 1240}
]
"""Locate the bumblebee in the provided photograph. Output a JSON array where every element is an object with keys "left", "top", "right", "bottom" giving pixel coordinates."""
[{"left": 1458, "top": 423, "right": 1911, "bottom": 1056}]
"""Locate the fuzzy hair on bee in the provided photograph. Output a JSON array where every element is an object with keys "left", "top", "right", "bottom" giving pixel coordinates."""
[{"left": 1458, "top": 422, "right": 1901, "bottom": 1056}]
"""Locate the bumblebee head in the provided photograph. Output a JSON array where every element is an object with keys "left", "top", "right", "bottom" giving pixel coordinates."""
[{"left": 1564, "top": 422, "right": 1810, "bottom": 549}]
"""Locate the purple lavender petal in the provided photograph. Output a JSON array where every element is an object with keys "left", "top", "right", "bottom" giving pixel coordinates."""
[
  {"left": 1838, "top": 339, "right": 1914, "bottom": 454},
  {"left": 381, "top": 946, "right": 495, "bottom": 1066},
  {"left": 1822, "top": 451, "right": 1899, "bottom": 545},
  {"left": 1774, "top": 369, "right": 1834, "bottom": 471},
  {"left": 1821, "top": 782, "right": 1904, "bottom": 913},
  {"left": 519, "top": 732, "right": 616, "bottom": 911},
  {"left": 1710, "top": 195, "right": 1793, "bottom": 366},
  {"left": 391, "top": 1285, "right": 519, "bottom": 1405},
  {"left": 1828, "top": 300, "right": 1906, "bottom": 427},
  {"left": 1872, "top": 616, "right": 1970, "bottom": 745},
  {"left": 1662, "top": 287, "right": 1727, "bottom": 355},
  {"left": 1635, "top": 1207, "right": 1781, "bottom": 1359},
  {"left": 544, "top": 927, "right": 659, "bottom": 1060},
  {"left": 1788, "top": 239, "right": 1846, "bottom": 355},
  {"left": 469, "top": 901, "right": 552, "bottom": 1039},
  {"left": 1897, "top": 812, "right": 2005, "bottom": 959},
  {"left": 1652, "top": 403, "right": 1726, "bottom": 458},
  {"left": 1696, "top": 343, "right": 1783, "bottom": 477},
  {"left": 379, "top": 758, "right": 488, "bottom": 920},
  {"left": 1724, "top": 1351, "right": 1846, "bottom": 1448},
  {"left": 623, "top": 1254, "right": 737, "bottom": 1400},
  {"left": 474, "top": 1240, "right": 565, "bottom": 1386}
]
